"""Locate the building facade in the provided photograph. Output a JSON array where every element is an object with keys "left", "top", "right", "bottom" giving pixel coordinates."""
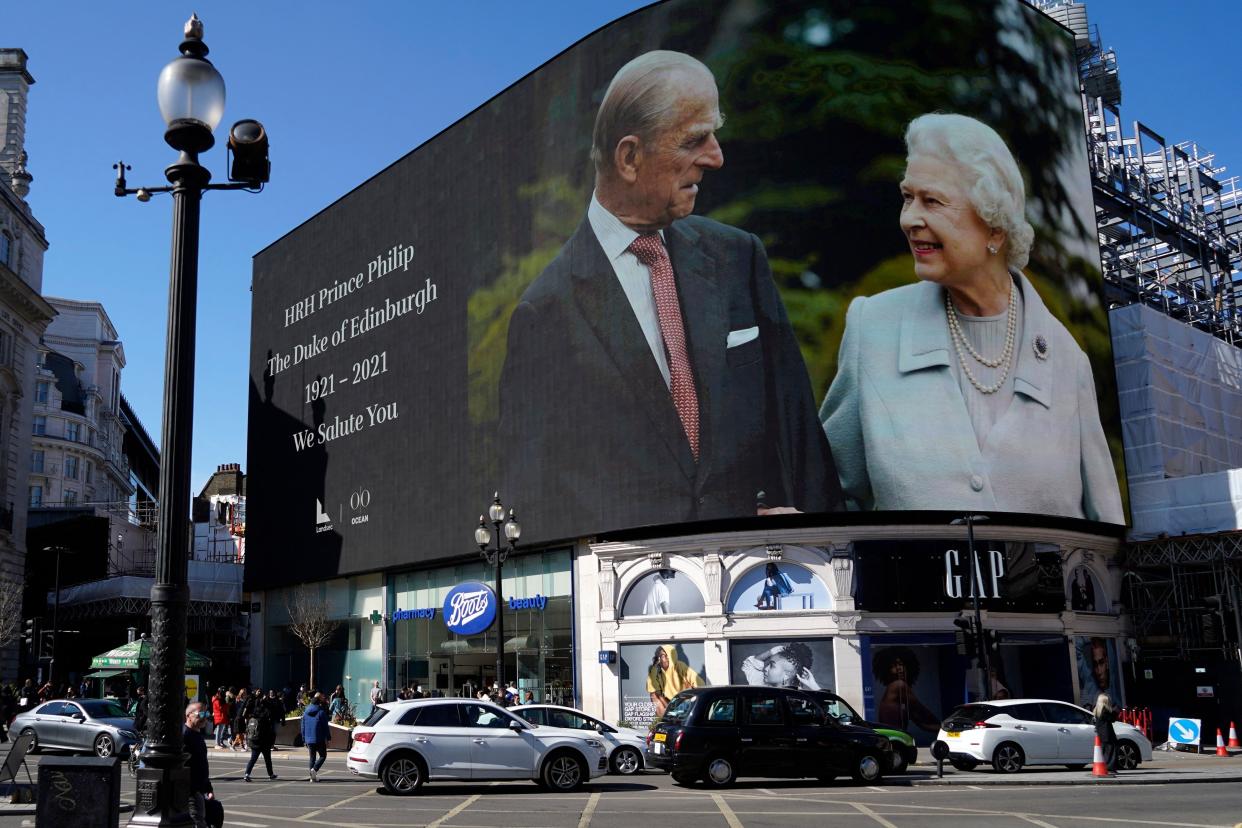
[{"left": 0, "top": 48, "right": 55, "bottom": 678}]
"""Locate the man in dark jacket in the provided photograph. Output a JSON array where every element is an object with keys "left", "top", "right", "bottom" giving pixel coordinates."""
[
  {"left": 132, "top": 686, "right": 149, "bottom": 735},
  {"left": 183, "top": 701, "right": 215, "bottom": 828},
  {"left": 300, "top": 692, "right": 331, "bottom": 782}
]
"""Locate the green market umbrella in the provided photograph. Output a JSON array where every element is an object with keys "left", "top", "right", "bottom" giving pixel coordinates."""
[{"left": 90, "top": 639, "right": 212, "bottom": 670}]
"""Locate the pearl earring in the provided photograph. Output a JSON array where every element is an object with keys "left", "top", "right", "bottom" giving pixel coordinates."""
[{"left": 987, "top": 244, "right": 998, "bottom": 255}]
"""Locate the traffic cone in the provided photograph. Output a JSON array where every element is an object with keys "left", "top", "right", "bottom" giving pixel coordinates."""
[
  {"left": 1092, "top": 735, "right": 1109, "bottom": 777},
  {"left": 1215, "top": 729, "right": 1228, "bottom": 757},
  {"left": 1229, "top": 722, "right": 1240, "bottom": 749}
]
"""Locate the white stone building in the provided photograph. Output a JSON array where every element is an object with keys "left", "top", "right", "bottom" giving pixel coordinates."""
[
  {"left": 0, "top": 47, "right": 55, "bottom": 676},
  {"left": 29, "top": 298, "right": 131, "bottom": 511}
]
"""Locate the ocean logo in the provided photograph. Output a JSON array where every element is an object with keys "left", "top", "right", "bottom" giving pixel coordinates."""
[{"left": 443, "top": 581, "right": 497, "bottom": 635}]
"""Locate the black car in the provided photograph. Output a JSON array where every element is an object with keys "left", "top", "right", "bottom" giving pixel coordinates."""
[
  {"left": 647, "top": 685, "right": 893, "bottom": 787},
  {"left": 806, "top": 690, "right": 919, "bottom": 773}
]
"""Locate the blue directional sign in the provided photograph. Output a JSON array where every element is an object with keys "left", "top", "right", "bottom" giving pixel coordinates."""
[{"left": 1168, "top": 717, "right": 1201, "bottom": 745}]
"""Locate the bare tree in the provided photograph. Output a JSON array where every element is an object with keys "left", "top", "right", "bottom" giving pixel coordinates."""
[
  {"left": 0, "top": 580, "right": 23, "bottom": 649},
  {"left": 284, "top": 584, "right": 339, "bottom": 693}
]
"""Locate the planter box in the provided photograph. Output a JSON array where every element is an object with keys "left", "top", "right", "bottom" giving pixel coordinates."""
[{"left": 272, "top": 716, "right": 353, "bottom": 749}]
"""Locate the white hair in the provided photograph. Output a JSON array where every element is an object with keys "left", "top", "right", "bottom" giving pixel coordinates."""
[
  {"left": 591, "top": 51, "right": 717, "bottom": 175},
  {"left": 904, "top": 113, "right": 1035, "bottom": 270}
]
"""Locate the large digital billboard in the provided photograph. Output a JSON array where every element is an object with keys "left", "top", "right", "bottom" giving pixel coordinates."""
[{"left": 248, "top": 0, "right": 1125, "bottom": 589}]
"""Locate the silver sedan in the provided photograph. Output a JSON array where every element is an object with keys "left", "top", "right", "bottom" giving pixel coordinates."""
[{"left": 12, "top": 698, "right": 139, "bottom": 758}]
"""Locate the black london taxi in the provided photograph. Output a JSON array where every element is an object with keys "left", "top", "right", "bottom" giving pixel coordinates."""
[{"left": 646, "top": 685, "right": 894, "bottom": 787}]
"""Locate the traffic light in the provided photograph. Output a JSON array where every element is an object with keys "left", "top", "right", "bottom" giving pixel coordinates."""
[
  {"left": 22, "top": 619, "right": 36, "bottom": 649},
  {"left": 983, "top": 628, "right": 1002, "bottom": 654},
  {"left": 38, "top": 630, "right": 54, "bottom": 660},
  {"left": 954, "top": 617, "right": 976, "bottom": 656}
]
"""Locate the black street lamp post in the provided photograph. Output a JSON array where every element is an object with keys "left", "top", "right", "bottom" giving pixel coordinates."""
[
  {"left": 475, "top": 494, "right": 520, "bottom": 694},
  {"left": 952, "top": 514, "right": 991, "bottom": 701},
  {"left": 115, "top": 16, "right": 268, "bottom": 828},
  {"left": 44, "top": 545, "right": 70, "bottom": 685}
]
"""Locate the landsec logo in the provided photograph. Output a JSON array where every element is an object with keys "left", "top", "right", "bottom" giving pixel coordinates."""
[{"left": 443, "top": 581, "right": 497, "bottom": 635}]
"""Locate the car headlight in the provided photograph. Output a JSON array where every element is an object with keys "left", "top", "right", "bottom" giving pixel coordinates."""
[
  {"left": 119, "top": 730, "right": 138, "bottom": 739},
  {"left": 584, "top": 739, "right": 604, "bottom": 750}
]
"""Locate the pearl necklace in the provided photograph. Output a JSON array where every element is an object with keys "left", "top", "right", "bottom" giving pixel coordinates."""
[{"left": 945, "top": 279, "right": 1016, "bottom": 395}]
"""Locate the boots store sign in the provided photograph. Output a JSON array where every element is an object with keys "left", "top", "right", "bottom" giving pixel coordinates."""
[
  {"left": 854, "top": 540, "right": 1064, "bottom": 612},
  {"left": 444, "top": 582, "right": 498, "bottom": 635}
]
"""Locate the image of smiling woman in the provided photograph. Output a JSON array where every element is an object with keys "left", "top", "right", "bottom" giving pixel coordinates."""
[
  {"left": 647, "top": 644, "right": 703, "bottom": 717},
  {"left": 819, "top": 113, "right": 1123, "bottom": 523}
]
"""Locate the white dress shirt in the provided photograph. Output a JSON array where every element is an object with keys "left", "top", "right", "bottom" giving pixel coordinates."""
[{"left": 587, "top": 193, "right": 671, "bottom": 388}]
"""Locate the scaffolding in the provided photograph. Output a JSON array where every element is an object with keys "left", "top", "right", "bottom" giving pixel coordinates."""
[{"left": 1035, "top": 0, "right": 1242, "bottom": 346}]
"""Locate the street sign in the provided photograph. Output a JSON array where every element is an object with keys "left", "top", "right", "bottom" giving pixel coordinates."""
[{"left": 1168, "top": 717, "right": 1201, "bottom": 745}]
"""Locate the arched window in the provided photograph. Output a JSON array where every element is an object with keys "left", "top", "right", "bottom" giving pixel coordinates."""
[
  {"left": 1068, "top": 565, "right": 1107, "bottom": 613},
  {"left": 727, "top": 561, "right": 831, "bottom": 613},
  {"left": 620, "top": 568, "right": 705, "bottom": 617}
]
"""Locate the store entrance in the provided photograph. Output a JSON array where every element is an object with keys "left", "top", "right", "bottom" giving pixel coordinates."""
[{"left": 388, "top": 648, "right": 572, "bottom": 704}]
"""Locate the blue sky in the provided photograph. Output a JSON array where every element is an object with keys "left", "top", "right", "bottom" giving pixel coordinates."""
[{"left": 7, "top": 0, "right": 1239, "bottom": 494}]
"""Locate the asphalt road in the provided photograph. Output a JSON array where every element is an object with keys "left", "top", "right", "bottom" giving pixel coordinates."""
[{"left": 8, "top": 749, "right": 1242, "bottom": 828}]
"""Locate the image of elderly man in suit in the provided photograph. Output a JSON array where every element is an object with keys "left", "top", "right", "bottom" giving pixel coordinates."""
[{"left": 499, "top": 50, "right": 841, "bottom": 537}]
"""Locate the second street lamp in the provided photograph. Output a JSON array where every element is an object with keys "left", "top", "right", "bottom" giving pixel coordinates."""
[
  {"left": 115, "top": 15, "right": 269, "bottom": 828},
  {"left": 476, "top": 494, "right": 520, "bottom": 695}
]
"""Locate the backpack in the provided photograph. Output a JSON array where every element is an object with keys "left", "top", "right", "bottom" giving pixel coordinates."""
[{"left": 246, "top": 716, "right": 260, "bottom": 741}]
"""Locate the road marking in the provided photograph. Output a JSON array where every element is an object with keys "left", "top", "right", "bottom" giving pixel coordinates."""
[
  {"left": 867, "top": 785, "right": 888, "bottom": 793},
  {"left": 757, "top": 787, "right": 776, "bottom": 796},
  {"left": 296, "top": 788, "right": 378, "bottom": 821},
  {"left": 427, "top": 793, "right": 481, "bottom": 828},
  {"left": 577, "top": 792, "right": 600, "bottom": 828},
  {"left": 1017, "top": 816, "right": 1060, "bottom": 828},
  {"left": 712, "top": 793, "right": 745, "bottom": 828},
  {"left": 227, "top": 822, "right": 269, "bottom": 827},
  {"left": 851, "top": 802, "right": 899, "bottom": 828}
]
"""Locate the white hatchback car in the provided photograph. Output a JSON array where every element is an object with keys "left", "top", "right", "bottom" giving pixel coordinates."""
[
  {"left": 936, "top": 698, "right": 1153, "bottom": 774},
  {"left": 511, "top": 704, "right": 649, "bottom": 775},
  {"left": 347, "top": 698, "right": 609, "bottom": 794}
]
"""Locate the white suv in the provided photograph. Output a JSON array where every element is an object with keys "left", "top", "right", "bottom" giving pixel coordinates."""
[
  {"left": 347, "top": 699, "right": 609, "bottom": 794},
  {"left": 511, "top": 704, "right": 649, "bottom": 775},
  {"left": 936, "top": 698, "right": 1153, "bottom": 774}
]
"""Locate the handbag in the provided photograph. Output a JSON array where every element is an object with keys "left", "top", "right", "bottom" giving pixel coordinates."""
[{"left": 205, "top": 797, "right": 224, "bottom": 828}]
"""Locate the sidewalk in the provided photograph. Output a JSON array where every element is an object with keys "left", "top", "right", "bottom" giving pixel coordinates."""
[{"left": 908, "top": 747, "right": 1241, "bottom": 786}]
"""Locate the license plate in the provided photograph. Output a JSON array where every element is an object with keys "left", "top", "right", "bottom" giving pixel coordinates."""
[
  {"left": 653, "top": 733, "right": 667, "bottom": 742},
  {"left": 946, "top": 731, "right": 961, "bottom": 738},
  {"left": 653, "top": 742, "right": 664, "bottom": 754}
]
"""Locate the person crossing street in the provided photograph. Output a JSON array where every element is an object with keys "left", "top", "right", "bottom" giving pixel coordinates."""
[{"left": 301, "top": 691, "right": 331, "bottom": 782}]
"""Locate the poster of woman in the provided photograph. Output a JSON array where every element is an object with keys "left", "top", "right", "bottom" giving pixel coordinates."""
[{"left": 730, "top": 638, "right": 835, "bottom": 692}]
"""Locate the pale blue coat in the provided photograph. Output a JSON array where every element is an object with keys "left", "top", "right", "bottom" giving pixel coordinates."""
[{"left": 819, "top": 273, "right": 1124, "bottom": 524}]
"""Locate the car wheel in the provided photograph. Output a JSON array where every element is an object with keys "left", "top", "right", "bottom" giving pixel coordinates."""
[
  {"left": 380, "top": 753, "right": 425, "bottom": 795},
  {"left": 1063, "top": 763, "right": 1086, "bottom": 771},
  {"left": 541, "top": 752, "right": 586, "bottom": 792},
  {"left": 94, "top": 733, "right": 116, "bottom": 758},
  {"left": 20, "top": 728, "right": 38, "bottom": 754},
  {"left": 949, "top": 758, "right": 977, "bottom": 772},
  {"left": 851, "top": 751, "right": 883, "bottom": 784},
  {"left": 671, "top": 772, "right": 698, "bottom": 786},
  {"left": 703, "top": 755, "right": 737, "bottom": 787},
  {"left": 992, "top": 743, "right": 1025, "bottom": 774},
  {"left": 1116, "top": 741, "right": 1140, "bottom": 771},
  {"left": 889, "top": 752, "right": 909, "bottom": 774},
  {"left": 610, "top": 747, "right": 642, "bottom": 775}
]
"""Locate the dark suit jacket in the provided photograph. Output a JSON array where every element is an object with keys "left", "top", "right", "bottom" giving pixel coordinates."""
[{"left": 498, "top": 214, "right": 841, "bottom": 539}]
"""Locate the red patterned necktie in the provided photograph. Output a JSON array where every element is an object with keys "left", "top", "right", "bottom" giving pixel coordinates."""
[{"left": 629, "top": 233, "right": 700, "bottom": 461}]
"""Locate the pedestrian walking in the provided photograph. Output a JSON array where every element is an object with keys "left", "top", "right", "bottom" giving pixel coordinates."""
[
  {"left": 183, "top": 701, "right": 216, "bottom": 828},
  {"left": 232, "top": 687, "right": 252, "bottom": 751},
  {"left": 369, "top": 680, "right": 383, "bottom": 712},
  {"left": 328, "top": 685, "right": 347, "bottom": 723},
  {"left": 243, "top": 689, "right": 279, "bottom": 782},
  {"left": 301, "top": 692, "right": 331, "bottom": 782},
  {"left": 1093, "top": 691, "right": 1119, "bottom": 776},
  {"left": 132, "top": 686, "right": 149, "bottom": 736},
  {"left": 211, "top": 688, "right": 230, "bottom": 749}
]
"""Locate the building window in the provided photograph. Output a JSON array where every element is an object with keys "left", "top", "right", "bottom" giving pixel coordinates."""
[
  {"left": 66, "top": 422, "right": 80, "bottom": 442},
  {"left": 84, "top": 461, "right": 92, "bottom": 483},
  {"left": 65, "top": 456, "right": 79, "bottom": 480},
  {"left": 0, "top": 232, "right": 10, "bottom": 267},
  {"left": 29, "top": 485, "right": 42, "bottom": 507},
  {"left": 31, "top": 450, "right": 43, "bottom": 473},
  {"left": 0, "top": 330, "right": 10, "bottom": 367},
  {"left": 33, "top": 415, "right": 45, "bottom": 436},
  {"left": 63, "top": 489, "right": 77, "bottom": 506},
  {"left": 35, "top": 382, "right": 49, "bottom": 404}
]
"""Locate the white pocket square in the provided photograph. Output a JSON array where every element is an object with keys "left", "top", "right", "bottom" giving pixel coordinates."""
[{"left": 727, "top": 326, "right": 759, "bottom": 348}]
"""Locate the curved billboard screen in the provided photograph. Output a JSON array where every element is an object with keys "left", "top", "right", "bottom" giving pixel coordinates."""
[{"left": 248, "top": 0, "right": 1125, "bottom": 588}]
